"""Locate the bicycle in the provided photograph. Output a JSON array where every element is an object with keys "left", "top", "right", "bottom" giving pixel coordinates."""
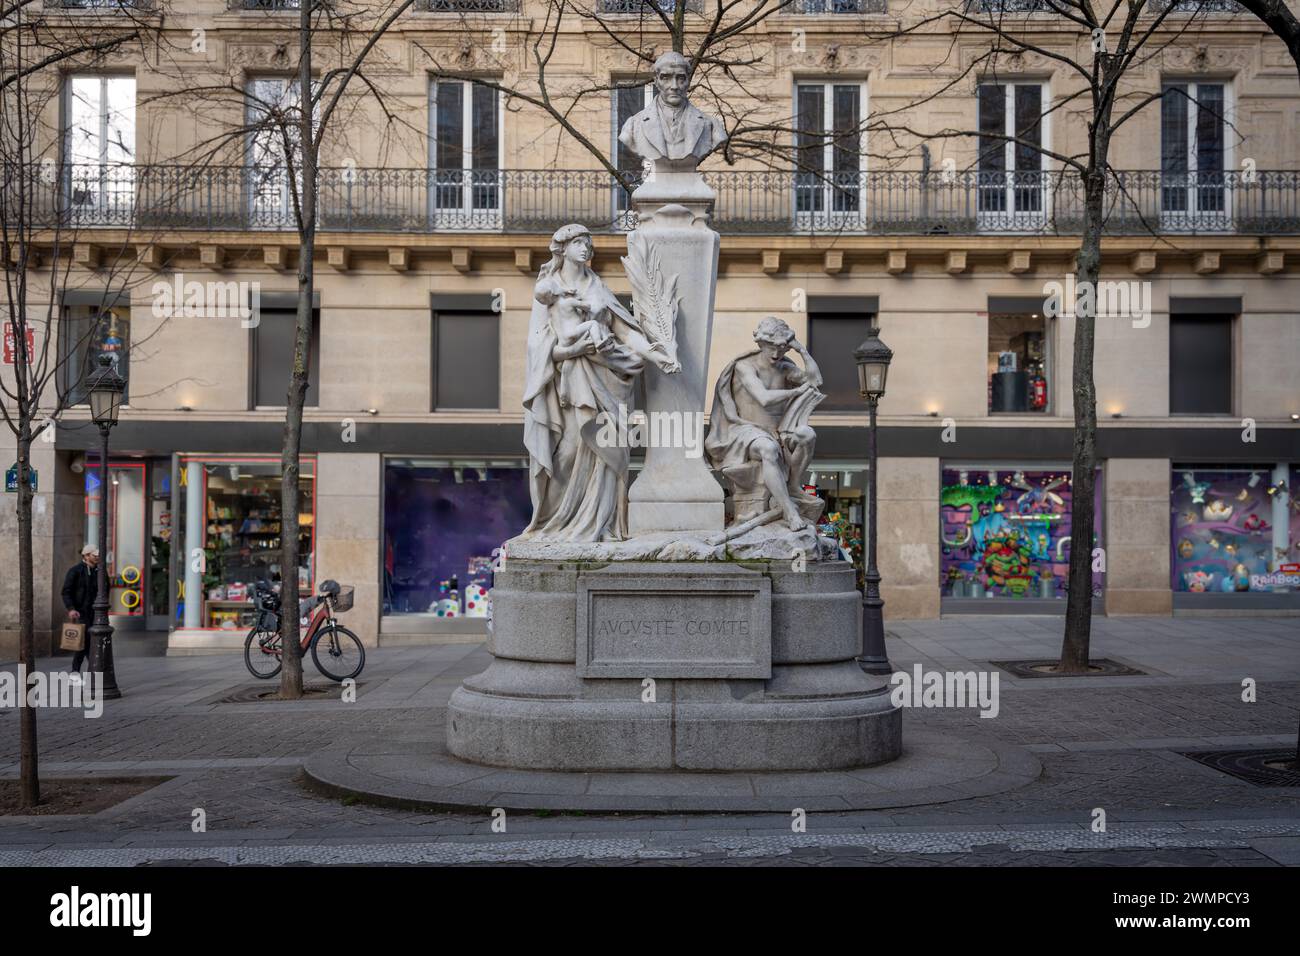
[{"left": 243, "top": 579, "right": 366, "bottom": 682}]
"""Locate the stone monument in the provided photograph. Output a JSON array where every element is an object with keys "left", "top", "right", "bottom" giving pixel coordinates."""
[
  {"left": 619, "top": 51, "right": 727, "bottom": 536},
  {"left": 445, "top": 53, "right": 901, "bottom": 772}
]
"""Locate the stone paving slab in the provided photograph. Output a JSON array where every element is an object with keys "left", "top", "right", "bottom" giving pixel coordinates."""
[{"left": 300, "top": 729, "right": 1042, "bottom": 813}]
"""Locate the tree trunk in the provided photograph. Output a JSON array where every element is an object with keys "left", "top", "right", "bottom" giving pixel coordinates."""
[
  {"left": 15, "top": 430, "right": 39, "bottom": 806},
  {"left": 1059, "top": 159, "right": 1107, "bottom": 674},
  {"left": 278, "top": 3, "right": 317, "bottom": 700}
]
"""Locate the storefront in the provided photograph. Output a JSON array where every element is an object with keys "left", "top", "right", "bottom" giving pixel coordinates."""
[
  {"left": 382, "top": 458, "right": 530, "bottom": 625},
  {"left": 173, "top": 456, "right": 315, "bottom": 631},
  {"left": 940, "top": 463, "right": 1104, "bottom": 610},
  {"left": 1171, "top": 463, "right": 1300, "bottom": 608}
]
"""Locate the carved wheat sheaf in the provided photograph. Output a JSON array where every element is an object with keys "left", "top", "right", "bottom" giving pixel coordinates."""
[{"left": 621, "top": 232, "right": 680, "bottom": 354}]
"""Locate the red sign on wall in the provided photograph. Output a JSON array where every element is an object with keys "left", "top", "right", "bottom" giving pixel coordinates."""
[{"left": 3, "top": 323, "right": 34, "bottom": 365}]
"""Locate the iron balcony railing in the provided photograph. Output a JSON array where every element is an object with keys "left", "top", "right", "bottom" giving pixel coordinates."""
[
  {"left": 46, "top": 0, "right": 154, "bottom": 8},
  {"left": 16, "top": 164, "right": 1300, "bottom": 236},
  {"left": 964, "top": 0, "right": 1242, "bottom": 11},
  {"left": 787, "top": 0, "right": 887, "bottom": 13}
]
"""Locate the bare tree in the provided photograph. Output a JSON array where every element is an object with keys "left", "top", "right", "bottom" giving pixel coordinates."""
[
  {"left": 863, "top": 1, "right": 1266, "bottom": 671},
  {"left": 184, "top": 1, "right": 423, "bottom": 699},
  {"left": 0, "top": 0, "right": 184, "bottom": 806}
]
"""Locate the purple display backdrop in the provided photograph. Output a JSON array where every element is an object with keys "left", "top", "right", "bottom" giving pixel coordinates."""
[
  {"left": 1170, "top": 466, "right": 1299, "bottom": 593},
  {"left": 939, "top": 468, "right": 1104, "bottom": 599},
  {"left": 383, "top": 465, "right": 531, "bottom": 614}
]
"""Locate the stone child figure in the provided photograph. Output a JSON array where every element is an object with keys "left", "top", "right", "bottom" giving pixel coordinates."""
[
  {"left": 618, "top": 51, "right": 728, "bottom": 166},
  {"left": 706, "top": 317, "right": 826, "bottom": 532}
]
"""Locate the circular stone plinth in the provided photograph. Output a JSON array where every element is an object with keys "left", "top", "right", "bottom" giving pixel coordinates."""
[{"left": 301, "top": 730, "right": 1041, "bottom": 814}]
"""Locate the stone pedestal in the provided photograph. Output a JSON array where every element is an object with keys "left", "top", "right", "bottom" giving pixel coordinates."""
[
  {"left": 446, "top": 559, "right": 902, "bottom": 771},
  {"left": 626, "top": 181, "right": 724, "bottom": 535}
]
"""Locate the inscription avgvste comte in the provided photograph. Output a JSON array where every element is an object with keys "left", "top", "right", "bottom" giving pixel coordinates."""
[{"left": 576, "top": 568, "right": 771, "bottom": 679}]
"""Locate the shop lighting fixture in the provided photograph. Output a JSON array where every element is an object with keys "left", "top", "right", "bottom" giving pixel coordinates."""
[
  {"left": 926, "top": 410, "right": 939, "bottom": 417},
  {"left": 177, "top": 404, "right": 193, "bottom": 412},
  {"left": 1291, "top": 413, "right": 1299, "bottom": 422},
  {"left": 366, "top": 408, "right": 379, "bottom": 416},
  {"left": 1111, "top": 412, "right": 1124, "bottom": 419}
]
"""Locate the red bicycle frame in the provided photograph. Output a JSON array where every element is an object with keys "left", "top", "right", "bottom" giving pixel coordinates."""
[{"left": 297, "top": 596, "right": 336, "bottom": 650}]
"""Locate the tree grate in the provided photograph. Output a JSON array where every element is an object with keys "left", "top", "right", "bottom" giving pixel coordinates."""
[
  {"left": 988, "top": 659, "right": 1147, "bottom": 679},
  {"left": 1177, "top": 749, "right": 1300, "bottom": 788}
]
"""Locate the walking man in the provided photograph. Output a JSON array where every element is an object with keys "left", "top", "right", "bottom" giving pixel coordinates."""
[{"left": 61, "top": 545, "right": 99, "bottom": 672}]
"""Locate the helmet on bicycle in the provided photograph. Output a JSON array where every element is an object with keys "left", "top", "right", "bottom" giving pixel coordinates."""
[{"left": 318, "top": 579, "right": 341, "bottom": 596}]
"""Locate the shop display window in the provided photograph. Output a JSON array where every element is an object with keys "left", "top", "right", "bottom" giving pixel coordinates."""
[
  {"left": 1171, "top": 466, "right": 1300, "bottom": 593},
  {"left": 805, "top": 465, "right": 868, "bottom": 586},
  {"left": 987, "top": 313, "right": 1048, "bottom": 414},
  {"left": 383, "top": 459, "right": 530, "bottom": 617},
  {"left": 175, "top": 457, "right": 315, "bottom": 630},
  {"left": 940, "top": 466, "right": 1103, "bottom": 600}
]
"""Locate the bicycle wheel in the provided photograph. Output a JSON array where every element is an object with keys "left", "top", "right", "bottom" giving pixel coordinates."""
[
  {"left": 310, "top": 624, "right": 365, "bottom": 682},
  {"left": 244, "top": 627, "right": 283, "bottom": 679}
]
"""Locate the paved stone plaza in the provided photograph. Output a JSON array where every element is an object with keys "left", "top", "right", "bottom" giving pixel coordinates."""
[{"left": 1, "top": 616, "right": 1297, "bottom": 867}]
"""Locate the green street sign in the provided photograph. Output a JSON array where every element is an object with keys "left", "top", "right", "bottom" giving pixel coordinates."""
[{"left": 5, "top": 464, "right": 37, "bottom": 493}]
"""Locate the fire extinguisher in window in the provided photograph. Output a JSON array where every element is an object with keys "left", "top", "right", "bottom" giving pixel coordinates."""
[{"left": 1029, "top": 369, "right": 1047, "bottom": 410}]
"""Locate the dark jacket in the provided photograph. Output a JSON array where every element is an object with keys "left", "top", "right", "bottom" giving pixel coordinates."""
[{"left": 61, "top": 561, "right": 98, "bottom": 619}]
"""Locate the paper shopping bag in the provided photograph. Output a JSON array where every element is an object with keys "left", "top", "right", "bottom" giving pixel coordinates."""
[{"left": 60, "top": 621, "right": 86, "bottom": 652}]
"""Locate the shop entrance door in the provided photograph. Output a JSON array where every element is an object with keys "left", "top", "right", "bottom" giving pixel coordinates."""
[{"left": 146, "top": 458, "right": 174, "bottom": 631}]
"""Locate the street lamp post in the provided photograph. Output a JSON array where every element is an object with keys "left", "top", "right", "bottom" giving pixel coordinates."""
[
  {"left": 86, "top": 353, "right": 126, "bottom": 700},
  {"left": 854, "top": 325, "right": 893, "bottom": 676}
]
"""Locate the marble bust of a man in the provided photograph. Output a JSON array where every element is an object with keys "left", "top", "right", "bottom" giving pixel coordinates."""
[{"left": 618, "top": 51, "right": 727, "bottom": 165}]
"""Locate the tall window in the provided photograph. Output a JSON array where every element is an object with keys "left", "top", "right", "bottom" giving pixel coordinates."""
[
  {"left": 1169, "top": 314, "right": 1233, "bottom": 415},
  {"left": 430, "top": 80, "right": 501, "bottom": 227},
  {"left": 977, "top": 81, "right": 1046, "bottom": 226},
  {"left": 808, "top": 313, "right": 874, "bottom": 411},
  {"left": 1161, "top": 82, "right": 1227, "bottom": 226},
  {"left": 64, "top": 75, "right": 135, "bottom": 220},
  {"left": 61, "top": 304, "right": 131, "bottom": 406},
  {"left": 432, "top": 311, "right": 499, "bottom": 410},
  {"left": 245, "top": 77, "right": 318, "bottom": 226},
  {"left": 612, "top": 82, "right": 652, "bottom": 223},
  {"left": 987, "top": 313, "right": 1049, "bottom": 414},
  {"left": 253, "top": 309, "right": 320, "bottom": 408},
  {"left": 795, "top": 82, "right": 864, "bottom": 226}
]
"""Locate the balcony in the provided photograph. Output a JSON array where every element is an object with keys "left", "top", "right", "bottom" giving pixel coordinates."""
[
  {"left": 597, "top": 0, "right": 703, "bottom": 13},
  {"left": 787, "top": 0, "right": 888, "bottom": 12},
  {"left": 16, "top": 164, "right": 1300, "bottom": 237},
  {"left": 965, "top": 0, "right": 1242, "bottom": 11},
  {"left": 414, "top": 0, "right": 520, "bottom": 10},
  {"left": 45, "top": 0, "right": 153, "bottom": 8},
  {"left": 228, "top": 0, "right": 302, "bottom": 9}
]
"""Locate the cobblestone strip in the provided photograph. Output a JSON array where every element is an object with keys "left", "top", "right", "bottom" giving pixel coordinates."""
[{"left": 4, "top": 822, "right": 1300, "bottom": 866}]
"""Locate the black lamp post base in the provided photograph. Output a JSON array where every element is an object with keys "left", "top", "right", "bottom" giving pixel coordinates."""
[{"left": 856, "top": 654, "right": 894, "bottom": 676}]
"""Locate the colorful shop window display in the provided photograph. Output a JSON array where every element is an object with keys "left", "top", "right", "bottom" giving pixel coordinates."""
[
  {"left": 940, "top": 468, "right": 1103, "bottom": 599},
  {"left": 1171, "top": 468, "right": 1299, "bottom": 593}
]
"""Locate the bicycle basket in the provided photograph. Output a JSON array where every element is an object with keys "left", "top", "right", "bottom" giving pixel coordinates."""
[{"left": 332, "top": 586, "right": 354, "bottom": 612}]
